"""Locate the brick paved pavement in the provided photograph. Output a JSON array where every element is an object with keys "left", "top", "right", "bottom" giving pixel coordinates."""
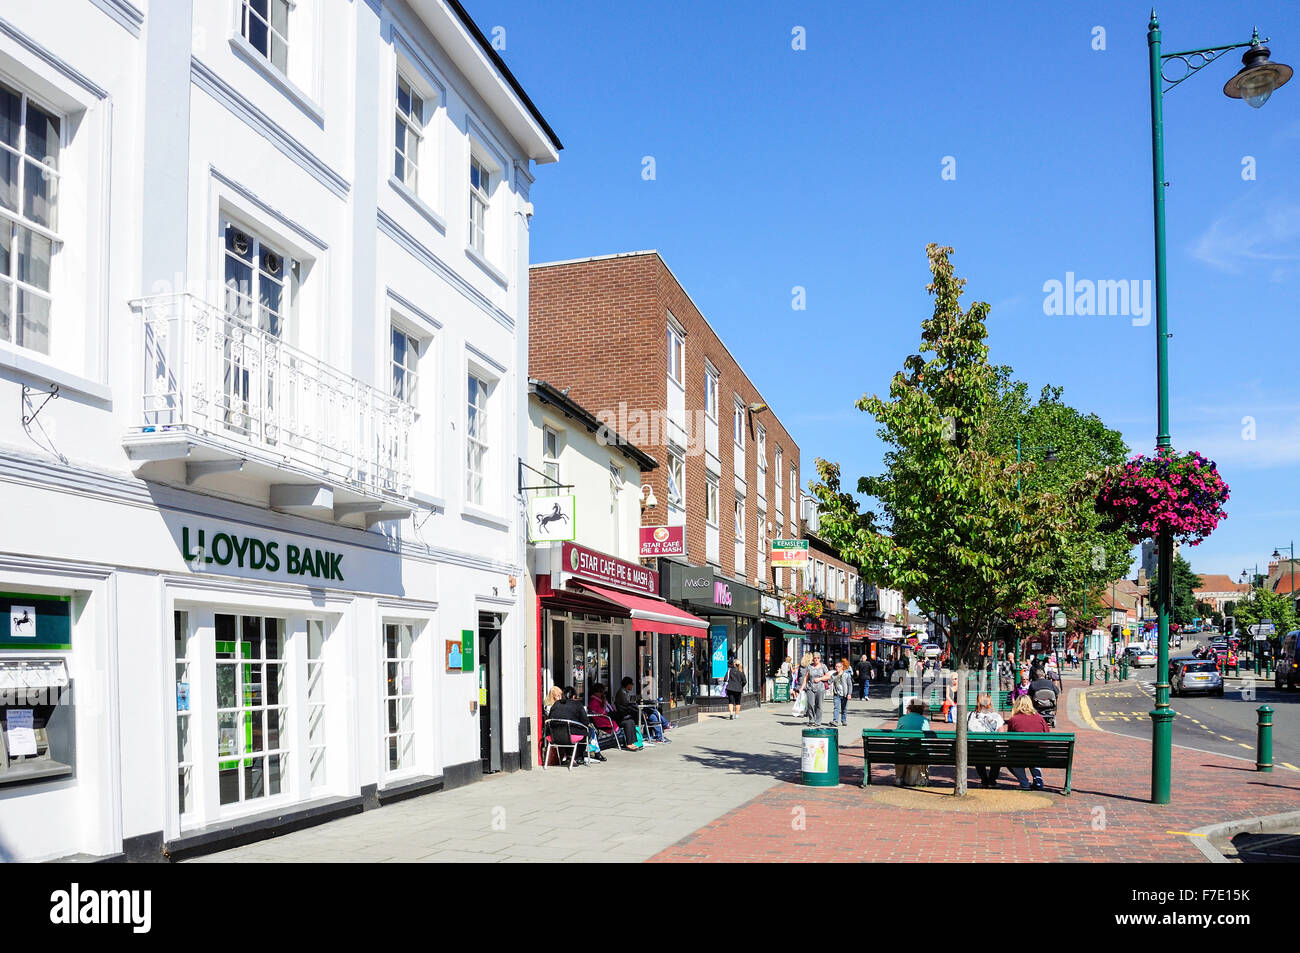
[{"left": 651, "top": 682, "right": 1300, "bottom": 863}]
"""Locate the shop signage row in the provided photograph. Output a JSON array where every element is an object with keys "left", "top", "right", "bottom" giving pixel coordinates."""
[
  {"left": 562, "top": 541, "right": 657, "bottom": 595},
  {"left": 181, "top": 528, "right": 344, "bottom": 582}
]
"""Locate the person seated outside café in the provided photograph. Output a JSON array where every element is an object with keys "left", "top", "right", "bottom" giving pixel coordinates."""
[
  {"left": 893, "top": 699, "right": 932, "bottom": 787},
  {"left": 614, "top": 676, "right": 648, "bottom": 748},
  {"left": 545, "top": 686, "right": 596, "bottom": 765},
  {"left": 590, "top": 683, "right": 640, "bottom": 751}
]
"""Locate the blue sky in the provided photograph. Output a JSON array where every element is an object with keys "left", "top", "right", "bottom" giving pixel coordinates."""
[{"left": 474, "top": 0, "right": 1300, "bottom": 581}]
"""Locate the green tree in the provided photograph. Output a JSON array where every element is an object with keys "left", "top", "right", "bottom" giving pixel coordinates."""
[
  {"left": 1233, "top": 589, "right": 1297, "bottom": 648},
  {"left": 809, "top": 245, "right": 1078, "bottom": 795},
  {"left": 1149, "top": 554, "right": 1202, "bottom": 626},
  {"left": 985, "top": 374, "right": 1132, "bottom": 627}
]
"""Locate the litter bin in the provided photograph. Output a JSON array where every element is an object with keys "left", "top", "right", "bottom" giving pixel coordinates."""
[{"left": 801, "top": 727, "right": 839, "bottom": 787}]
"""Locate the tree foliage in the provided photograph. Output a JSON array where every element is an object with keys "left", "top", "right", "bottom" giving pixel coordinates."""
[
  {"left": 809, "top": 244, "right": 1083, "bottom": 795},
  {"left": 1233, "top": 588, "right": 1297, "bottom": 644}
]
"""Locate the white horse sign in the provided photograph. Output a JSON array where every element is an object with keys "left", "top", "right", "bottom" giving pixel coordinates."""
[{"left": 528, "top": 494, "right": 576, "bottom": 543}]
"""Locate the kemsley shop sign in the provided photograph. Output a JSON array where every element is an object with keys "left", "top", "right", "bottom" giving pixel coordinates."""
[{"left": 181, "top": 526, "right": 345, "bottom": 582}]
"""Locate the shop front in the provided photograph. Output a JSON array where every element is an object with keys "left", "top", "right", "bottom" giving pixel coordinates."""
[
  {"left": 761, "top": 593, "right": 801, "bottom": 701},
  {"left": 0, "top": 471, "right": 524, "bottom": 863},
  {"left": 538, "top": 543, "right": 708, "bottom": 730},
  {"left": 659, "top": 562, "right": 762, "bottom": 712}
]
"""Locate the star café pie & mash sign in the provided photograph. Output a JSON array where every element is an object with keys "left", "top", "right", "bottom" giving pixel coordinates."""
[
  {"left": 562, "top": 542, "right": 657, "bottom": 595},
  {"left": 639, "top": 525, "right": 684, "bottom": 557}
]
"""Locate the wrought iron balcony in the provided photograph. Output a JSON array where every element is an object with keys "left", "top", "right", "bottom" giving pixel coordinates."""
[{"left": 126, "top": 293, "right": 413, "bottom": 521}]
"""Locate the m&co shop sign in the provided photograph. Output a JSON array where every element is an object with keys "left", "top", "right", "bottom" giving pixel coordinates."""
[{"left": 562, "top": 542, "right": 657, "bottom": 595}]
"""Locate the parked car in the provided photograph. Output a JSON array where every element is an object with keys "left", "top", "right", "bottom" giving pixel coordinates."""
[
  {"left": 1171, "top": 659, "right": 1224, "bottom": 697},
  {"left": 1275, "top": 630, "right": 1300, "bottom": 690},
  {"left": 1125, "top": 645, "right": 1157, "bottom": 667},
  {"left": 919, "top": 643, "right": 942, "bottom": 660}
]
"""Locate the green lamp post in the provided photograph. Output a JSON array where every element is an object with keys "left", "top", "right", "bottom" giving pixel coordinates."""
[{"left": 1146, "top": 12, "right": 1291, "bottom": 804}]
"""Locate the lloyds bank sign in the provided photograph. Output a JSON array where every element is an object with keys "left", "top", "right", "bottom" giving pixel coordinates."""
[{"left": 180, "top": 526, "right": 345, "bottom": 582}]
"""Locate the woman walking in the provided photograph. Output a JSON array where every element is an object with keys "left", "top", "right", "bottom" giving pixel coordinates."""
[
  {"left": 800, "top": 652, "right": 831, "bottom": 726},
  {"left": 725, "top": 659, "right": 747, "bottom": 720}
]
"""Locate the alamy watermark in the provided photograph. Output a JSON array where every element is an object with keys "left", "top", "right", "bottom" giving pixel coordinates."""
[{"left": 1042, "top": 272, "right": 1152, "bottom": 326}]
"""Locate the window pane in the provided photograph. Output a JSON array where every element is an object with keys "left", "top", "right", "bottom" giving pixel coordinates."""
[
  {"left": 16, "top": 227, "right": 51, "bottom": 290},
  {"left": 16, "top": 289, "right": 49, "bottom": 353},
  {"left": 0, "top": 150, "right": 16, "bottom": 213},
  {"left": 24, "top": 102, "right": 59, "bottom": 168},
  {"left": 216, "top": 664, "right": 236, "bottom": 708},
  {"left": 245, "top": 0, "right": 269, "bottom": 56},
  {"left": 22, "top": 160, "right": 56, "bottom": 229},
  {"left": 0, "top": 281, "right": 11, "bottom": 344},
  {"left": 397, "top": 77, "right": 411, "bottom": 116},
  {"left": 0, "top": 83, "right": 19, "bottom": 150}
]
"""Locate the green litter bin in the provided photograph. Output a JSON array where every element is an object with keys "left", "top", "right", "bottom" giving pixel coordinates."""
[{"left": 801, "top": 727, "right": 839, "bottom": 786}]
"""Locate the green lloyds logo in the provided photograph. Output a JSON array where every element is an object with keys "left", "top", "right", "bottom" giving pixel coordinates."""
[
  {"left": 182, "top": 527, "right": 344, "bottom": 582},
  {"left": 570, "top": 546, "right": 579, "bottom": 572}
]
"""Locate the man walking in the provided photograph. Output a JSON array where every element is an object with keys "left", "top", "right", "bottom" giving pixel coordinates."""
[{"left": 856, "top": 654, "right": 872, "bottom": 700}]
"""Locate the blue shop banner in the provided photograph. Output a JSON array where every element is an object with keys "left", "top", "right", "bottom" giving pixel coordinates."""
[{"left": 710, "top": 625, "right": 729, "bottom": 678}]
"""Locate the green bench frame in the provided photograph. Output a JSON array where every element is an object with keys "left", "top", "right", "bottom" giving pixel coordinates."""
[
  {"left": 922, "top": 689, "right": 1012, "bottom": 717},
  {"left": 862, "top": 729, "right": 1075, "bottom": 794}
]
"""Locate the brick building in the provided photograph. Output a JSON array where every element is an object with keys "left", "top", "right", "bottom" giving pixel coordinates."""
[{"left": 530, "top": 250, "right": 803, "bottom": 708}]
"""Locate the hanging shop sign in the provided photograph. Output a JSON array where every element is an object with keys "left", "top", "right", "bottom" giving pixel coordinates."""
[
  {"left": 771, "top": 539, "right": 809, "bottom": 568},
  {"left": 0, "top": 594, "right": 71, "bottom": 649},
  {"left": 761, "top": 594, "right": 783, "bottom": 618},
  {"left": 639, "top": 525, "right": 685, "bottom": 557},
  {"left": 180, "top": 527, "right": 344, "bottom": 582},
  {"left": 527, "top": 495, "right": 576, "bottom": 543},
  {"left": 561, "top": 542, "right": 657, "bottom": 595}
]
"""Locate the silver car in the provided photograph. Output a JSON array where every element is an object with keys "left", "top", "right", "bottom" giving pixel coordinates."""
[{"left": 1171, "top": 659, "right": 1223, "bottom": 697}]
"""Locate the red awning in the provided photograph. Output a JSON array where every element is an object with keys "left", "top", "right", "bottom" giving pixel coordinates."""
[{"left": 571, "top": 582, "right": 709, "bottom": 636}]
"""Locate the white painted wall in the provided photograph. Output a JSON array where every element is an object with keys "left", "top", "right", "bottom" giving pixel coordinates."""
[{"left": 0, "top": 0, "right": 555, "bottom": 861}]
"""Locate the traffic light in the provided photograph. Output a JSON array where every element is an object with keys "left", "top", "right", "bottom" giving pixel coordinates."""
[{"left": 1110, "top": 623, "right": 1122, "bottom": 640}]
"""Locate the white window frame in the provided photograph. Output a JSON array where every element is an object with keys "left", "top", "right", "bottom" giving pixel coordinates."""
[
  {"left": 542, "top": 425, "right": 562, "bottom": 486},
  {"left": 667, "top": 446, "right": 685, "bottom": 507},
  {"left": 214, "top": 613, "right": 291, "bottom": 811},
  {"left": 239, "top": 0, "right": 292, "bottom": 74},
  {"left": 666, "top": 319, "right": 685, "bottom": 387},
  {"left": 734, "top": 496, "right": 745, "bottom": 542},
  {"left": 466, "top": 370, "right": 493, "bottom": 508},
  {"left": 705, "top": 474, "right": 719, "bottom": 527},
  {"left": 757, "top": 425, "right": 767, "bottom": 476},
  {"left": 469, "top": 154, "right": 491, "bottom": 256},
  {"left": 0, "top": 79, "right": 62, "bottom": 357},
  {"left": 382, "top": 620, "right": 418, "bottom": 777},
  {"left": 733, "top": 397, "right": 745, "bottom": 447},
  {"left": 757, "top": 513, "right": 767, "bottom": 582},
  {"left": 394, "top": 70, "right": 425, "bottom": 194},
  {"left": 704, "top": 361, "right": 719, "bottom": 421},
  {"left": 390, "top": 322, "right": 420, "bottom": 408}
]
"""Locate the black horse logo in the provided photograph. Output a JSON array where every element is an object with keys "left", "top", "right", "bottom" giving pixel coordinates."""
[
  {"left": 11, "top": 609, "right": 34, "bottom": 635},
  {"left": 535, "top": 502, "right": 570, "bottom": 535}
]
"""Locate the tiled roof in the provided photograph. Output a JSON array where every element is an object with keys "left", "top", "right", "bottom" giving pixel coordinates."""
[{"left": 1193, "top": 574, "right": 1251, "bottom": 595}]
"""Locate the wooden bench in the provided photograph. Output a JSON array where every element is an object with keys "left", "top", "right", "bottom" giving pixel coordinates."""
[{"left": 862, "top": 729, "right": 1075, "bottom": 794}]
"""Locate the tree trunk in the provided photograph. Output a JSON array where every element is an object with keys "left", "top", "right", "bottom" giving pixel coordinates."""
[{"left": 954, "top": 661, "right": 968, "bottom": 796}]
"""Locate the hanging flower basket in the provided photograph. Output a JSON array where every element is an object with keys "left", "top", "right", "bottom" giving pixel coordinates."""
[
  {"left": 1096, "top": 448, "right": 1229, "bottom": 547},
  {"left": 782, "top": 592, "right": 824, "bottom": 623}
]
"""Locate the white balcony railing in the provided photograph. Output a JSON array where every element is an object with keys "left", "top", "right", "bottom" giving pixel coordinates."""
[{"left": 133, "top": 293, "right": 413, "bottom": 498}]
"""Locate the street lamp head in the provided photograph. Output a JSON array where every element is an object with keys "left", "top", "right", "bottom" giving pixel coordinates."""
[
  {"left": 1272, "top": 548, "right": 1281, "bottom": 560},
  {"left": 1223, "top": 39, "right": 1292, "bottom": 108}
]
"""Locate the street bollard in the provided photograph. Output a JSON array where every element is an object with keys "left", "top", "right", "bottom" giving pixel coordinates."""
[
  {"left": 1104, "top": 665, "right": 1109, "bottom": 684},
  {"left": 1089, "top": 664, "right": 1094, "bottom": 686},
  {"left": 1256, "top": 706, "right": 1274, "bottom": 773},
  {"left": 1255, "top": 654, "right": 1261, "bottom": 676}
]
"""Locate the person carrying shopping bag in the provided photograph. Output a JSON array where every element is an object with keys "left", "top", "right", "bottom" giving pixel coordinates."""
[{"left": 800, "top": 653, "right": 831, "bottom": 727}]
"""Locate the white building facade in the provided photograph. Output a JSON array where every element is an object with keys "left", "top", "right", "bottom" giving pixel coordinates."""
[{"left": 0, "top": 0, "right": 559, "bottom": 861}]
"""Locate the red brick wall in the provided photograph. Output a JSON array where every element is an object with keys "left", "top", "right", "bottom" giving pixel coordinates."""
[{"left": 529, "top": 252, "right": 801, "bottom": 590}]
